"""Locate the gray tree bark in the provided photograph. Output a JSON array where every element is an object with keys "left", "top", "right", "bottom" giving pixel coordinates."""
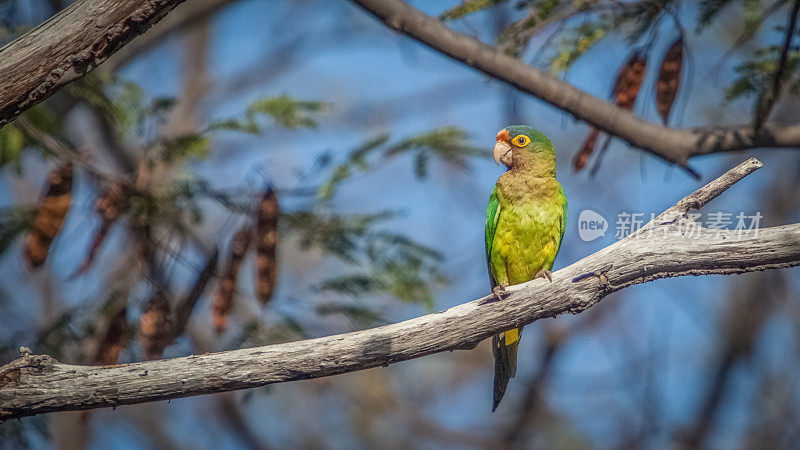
[
  {"left": 0, "top": 0, "right": 187, "bottom": 129},
  {"left": 1, "top": 158, "right": 798, "bottom": 421}
]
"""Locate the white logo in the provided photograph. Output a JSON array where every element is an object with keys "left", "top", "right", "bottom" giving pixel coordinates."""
[{"left": 578, "top": 209, "right": 607, "bottom": 242}]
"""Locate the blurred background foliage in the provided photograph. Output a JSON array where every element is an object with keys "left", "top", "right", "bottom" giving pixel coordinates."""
[{"left": 1, "top": 0, "right": 800, "bottom": 448}]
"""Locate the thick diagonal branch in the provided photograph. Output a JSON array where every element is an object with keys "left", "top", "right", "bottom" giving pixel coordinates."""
[
  {"left": 1, "top": 159, "right": 799, "bottom": 420},
  {"left": 349, "top": 0, "right": 800, "bottom": 169},
  {"left": 0, "top": 0, "right": 187, "bottom": 129}
]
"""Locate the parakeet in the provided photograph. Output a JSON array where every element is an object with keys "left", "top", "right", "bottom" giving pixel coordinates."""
[{"left": 486, "top": 125, "right": 567, "bottom": 411}]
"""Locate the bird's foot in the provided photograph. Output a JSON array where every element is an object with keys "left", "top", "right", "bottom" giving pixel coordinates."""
[
  {"left": 534, "top": 269, "right": 552, "bottom": 282},
  {"left": 481, "top": 283, "right": 510, "bottom": 304},
  {"left": 493, "top": 283, "right": 510, "bottom": 301}
]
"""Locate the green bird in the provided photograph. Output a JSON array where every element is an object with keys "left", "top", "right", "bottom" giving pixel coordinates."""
[{"left": 486, "top": 125, "right": 567, "bottom": 411}]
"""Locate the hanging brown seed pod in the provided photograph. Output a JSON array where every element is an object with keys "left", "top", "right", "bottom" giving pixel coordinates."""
[
  {"left": 573, "top": 127, "right": 600, "bottom": 172},
  {"left": 574, "top": 53, "right": 647, "bottom": 173},
  {"left": 656, "top": 38, "right": 683, "bottom": 124},
  {"left": 255, "top": 187, "right": 279, "bottom": 306},
  {"left": 139, "top": 291, "right": 172, "bottom": 360},
  {"left": 613, "top": 52, "right": 647, "bottom": 111},
  {"left": 74, "top": 183, "right": 130, "bottom": 276},
  {"left": 212, "top": 226, "right": 252, "bottom": 333},
  {"left": 93, "top": 306, "right": 128, "bottom": 366},
  {"left": 25, "top": 161, "right": 73, "bottom": 268}
]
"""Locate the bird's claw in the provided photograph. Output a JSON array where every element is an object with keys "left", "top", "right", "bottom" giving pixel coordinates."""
[
  {"left": 534, "top": 269, "right": 552, "bottom": 282},
  {"left": 481, "top": 283, "right": 510, "bottom": 304},
  {"left": 493, "top": 284, "right": 509, "bottom": 301}
]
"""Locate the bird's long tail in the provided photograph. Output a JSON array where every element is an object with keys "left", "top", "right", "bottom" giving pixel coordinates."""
[{"left": 492, "top": 327, "right": 522, "bottom": 411}]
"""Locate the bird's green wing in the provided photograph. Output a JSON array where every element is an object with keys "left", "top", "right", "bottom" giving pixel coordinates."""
[
  {"left": 486, "top": 185, "right": 519, "bottom": 411},
  {"left": 485, "top": 186, "right": 501, "bottom": 288},
  {"left": 557, "top": 184, "right": 568, "bottom": 252}
]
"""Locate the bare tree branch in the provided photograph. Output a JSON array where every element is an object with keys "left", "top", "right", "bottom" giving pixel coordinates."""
[
  {"left": 1, "top": 158, "right": 798, "bottom": 420},
  {"left": 0, "top": 0, "right": 187, "bottom": 129},
  {"left": 349, "top": 0, "right": 800, "bottom": 171}
]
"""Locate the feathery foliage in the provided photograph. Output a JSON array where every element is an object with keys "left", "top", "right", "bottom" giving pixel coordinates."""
[
  {"left": 318, "top": 127, "right": 484, "bottom": 199},
  {"left": 550, "top": 21, "right": 608, "bottom": 72},
  {"left": 726, "top": 42, "right": 800, "bottom": 101},
  {"left": 285, "top": 211, "right": 447, "bottom": 310},
  {"left": 440, "top": 0, "right": 510, "bottom": 20},
  {"left": 246, "top": 95, "right": 328, "bottom": 129},
  {"left": 0, "top": 104, "right": 64, "bottom": 171}
]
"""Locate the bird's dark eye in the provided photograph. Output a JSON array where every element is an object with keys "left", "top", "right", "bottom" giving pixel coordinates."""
[{"left": 513, "top": 135, "right": 530, "bottom": 147}]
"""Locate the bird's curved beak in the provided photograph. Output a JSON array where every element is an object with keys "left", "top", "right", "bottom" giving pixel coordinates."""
[{"left": 493, "top": 129, "right": 513, "bottom": 168}]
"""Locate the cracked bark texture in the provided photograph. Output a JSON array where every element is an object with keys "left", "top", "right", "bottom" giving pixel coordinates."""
[
  {"left": 2, "top": 158, "right": 799, "bottom": 420},
  {"left": 0, "top": 0, "right": 186, "bottom": 129}
]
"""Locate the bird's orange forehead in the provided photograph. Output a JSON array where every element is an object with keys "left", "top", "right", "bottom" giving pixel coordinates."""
[{"left": 496, "top": 129, "right": 510, "bottom": 142}]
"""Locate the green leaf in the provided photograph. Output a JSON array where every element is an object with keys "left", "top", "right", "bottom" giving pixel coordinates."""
[
  {"left": 66, "top": 74, "right": 164, "bottom": 137},
  {"left": 0, "top": 104, "right": 68, "bottom": 171},
  {"left": 725, "top": 46, "right": 800, "bottom": 101},
  {"left": 161, "top": 134, "right": 211, "bottom": 162},
  {"left": 698, "top": 0, "right": 736, "bottom": 27},
  {"left": 24, "top": 104, "right": 61, "bottom": 137},
  {"left": 150, "top": 97, "right": 177, "bottom": 117},
  {"left": 387, "top": 126, "right": 479, "bottom": 157},
  {"left": 292, "top": 209, "right": 447, "bottom": 310},
  {"left": 318, "top": 128, "right": 482, "bottom": 199},
  {"left": 0, "top": 125, "right": 25, "bottom": 169},
  {"left": 440, "top": 0, "right": 509, "bottom": 20},
  {"left": 284, "top": 211, "right": 395, "bottom": 263},
  {"left": 111, "top": 80, "right": 146, "bottom": 133},
  {"left": 236, "top": 318, "right": 306, "bottom": 347},
  {"left": 207, "top": 119, "right": 261, "bottom": 135},
  {"left": 318, "top": 275, "right": 380, "bottom": 297},
  {"left": 318, "top": 134, "right": 390, "bottom": 199},
  {"left": 496, "top": 0, "right": 566, "bottom": 56},
  {"left": 743, "top": 0, "right": 763, "bottom": 36},
  {"left": 246, "top": 95, "right": 327, "bottom": 129},
  {"left": 550, "top": 21, "right": 607, "bottom": 73}
]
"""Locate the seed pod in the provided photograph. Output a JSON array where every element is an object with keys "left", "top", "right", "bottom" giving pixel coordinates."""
[
  {"left": 139, "top": 291, "right": 171, "bottom": 360},
  {"left": 25, "top": 161, "right": 73, "bottom": 267},
  {"left": 94, "top": 306, "right": 128, "bottom": 366},
  {"left": 613, "top": 52, "right": 647, "bottom": 111},
  {"left": 573, "top": 127, "right": 600, "bottom": 172},
  {"left": 74, "top": 183, "right": 129, "bottom": 276},
  {"left": 255, "top": 187, "right": 279, "bottom": 306},
  {"left": 574, "top": 53, "right": 646, "bottom": 173},
  {"left": 212, "top": 226, "right": 252, "bottom": 333},
  {"left": 656, "top": 38, "right": 683, "bottom": 124}
]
